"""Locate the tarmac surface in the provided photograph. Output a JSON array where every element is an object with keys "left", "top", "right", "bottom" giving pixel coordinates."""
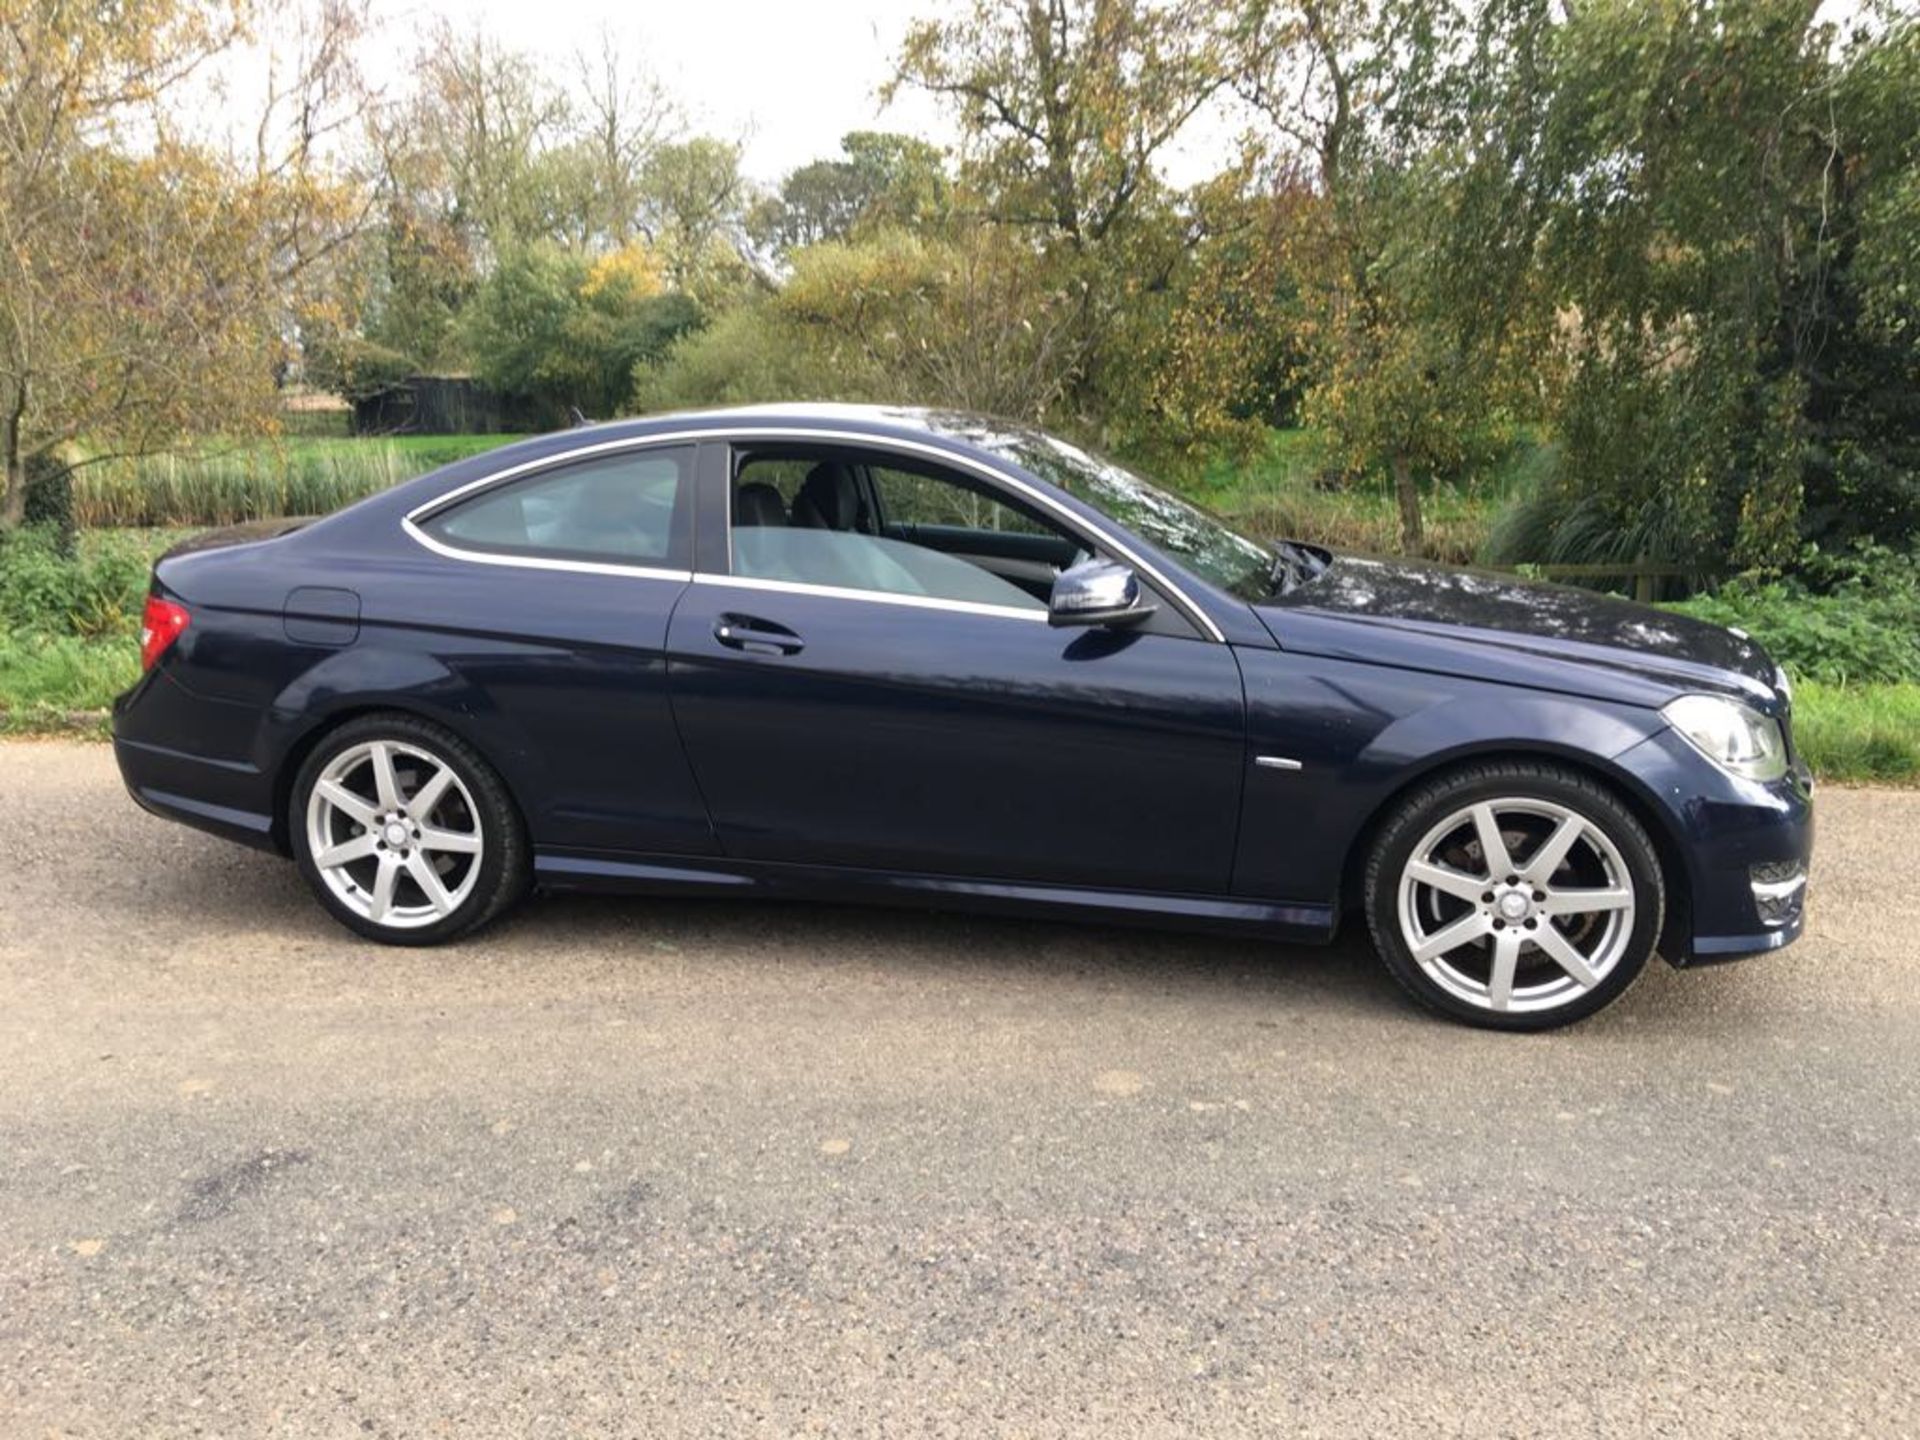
[{"left": 2, "top": 740, "right": 1915, "bottom": 1436}]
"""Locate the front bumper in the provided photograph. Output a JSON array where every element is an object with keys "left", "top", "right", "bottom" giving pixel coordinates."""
[
  {"left": 1687, "top": 861, "right": 1807, "bottom": 961},
  {"left": 1612, "top": 727, "right": 1814, "bottom": 966}
]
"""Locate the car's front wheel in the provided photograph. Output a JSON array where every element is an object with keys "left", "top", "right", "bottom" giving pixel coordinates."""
[
  {"left": 1364, "top": 761, "right": 1665, "bottom": 1030},
  {"left": 291, "top": 714, "right": 528, "bottom": 945}
]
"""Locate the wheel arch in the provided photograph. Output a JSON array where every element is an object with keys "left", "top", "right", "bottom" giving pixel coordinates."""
[
  {"left": 1337, "top": 742, "right": 1693, "bottom": 961},
  {"left": 267, "top": 700, "right": 535, "bottom": 856}
]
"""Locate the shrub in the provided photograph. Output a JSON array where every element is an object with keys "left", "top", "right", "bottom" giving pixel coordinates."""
[
  {"left": 304, "top": 335, "right": 418, "bottom": 401},
  {"left": 1665, "top": 546, "right": 1920, "bottom": 685},
  {"left": 0, "top": 527, "right": 157, "bottom": 640},
  {"left": 632, "top": 301, "right": 857, "bottom": 413},
  {"left": 22, "top": 449, "right": 77, "bottom": 551}
]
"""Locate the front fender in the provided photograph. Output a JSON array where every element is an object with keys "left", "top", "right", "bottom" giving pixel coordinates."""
[
  {"left": 1230, "top": 649, "right": 1667, "bottom": 905},
  {"left": 1354, "top": 687, "right": 1661, "bottom": 777}
]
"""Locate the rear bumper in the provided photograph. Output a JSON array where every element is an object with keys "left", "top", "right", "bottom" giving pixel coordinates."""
[
  {"left": 112, "top": 673, "right": 282, "bottom": 853},
  {"left": 1613, "top": 728, "right": 1814, "bottom": 967}
]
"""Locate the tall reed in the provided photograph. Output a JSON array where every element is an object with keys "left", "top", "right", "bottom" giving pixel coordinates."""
[{"left": 74, "top": 443, "right": 429, "bottom": 528}]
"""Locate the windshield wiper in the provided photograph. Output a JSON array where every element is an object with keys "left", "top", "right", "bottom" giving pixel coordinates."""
[{"left": 1269, "top": 540, "right": 1332, "bottom": 596}]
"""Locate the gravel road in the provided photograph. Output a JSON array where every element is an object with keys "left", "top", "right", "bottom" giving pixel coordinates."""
[{"left": 1, "top": 740, "right": 1915, "bottom": 1437}]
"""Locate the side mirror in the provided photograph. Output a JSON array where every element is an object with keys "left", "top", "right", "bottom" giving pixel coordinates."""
[{"left": 1048, "top": 558, "right": 1156, "bottom": 629}]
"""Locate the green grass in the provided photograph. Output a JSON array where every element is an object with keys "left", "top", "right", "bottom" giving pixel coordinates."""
[
  {"left": 1193, "top": 428, "right": 1548, "bottom": 564},
  {"left": 0, "top": 635, "right": 132, "bottom": 732},
  {"left": 1790, "top": 682, "right": 1920, "bottom": 785},
  {"left": 73, "top": 435, "right": 525, "bottom": 528}
]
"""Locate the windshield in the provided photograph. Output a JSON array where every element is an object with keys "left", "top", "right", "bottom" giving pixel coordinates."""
[{"left": 976, "top": 430, "right": 1276, "bottom": 601}]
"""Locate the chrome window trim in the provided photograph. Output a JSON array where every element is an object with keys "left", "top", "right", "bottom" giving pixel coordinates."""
[
  {"left": 404, "top": 435, "right": 700, "bottom": 525},
  {"left": 721, "top": 430, "right": 1224, "bottom": 642},
  {"left": 399, "top": 426, "right": 1226, "bottom": 642},
  {"left": 402, "top": 521, "right": 693, "bottom": 584},
  {"left": 402, "top": 437, "right": 696, "bottom": 581},
  {"left": 691, "top": 571, "right": 1047, "bottom": 623}
]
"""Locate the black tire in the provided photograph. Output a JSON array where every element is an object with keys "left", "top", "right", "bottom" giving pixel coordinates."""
[
  {"left": 1363, "top": 760, "right": 1665, "bottom": 1031},
  {"left": 290, "top": 712, "right": 529, "bottom": 946}
]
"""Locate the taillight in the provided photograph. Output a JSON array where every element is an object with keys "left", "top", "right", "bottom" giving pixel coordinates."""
[{"left": 139, "top": 594, "right": 190, "bottom": 671}]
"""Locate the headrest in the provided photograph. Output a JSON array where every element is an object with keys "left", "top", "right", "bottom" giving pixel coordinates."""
[
  {"left": 734, "top": 481, "right": 787, "bottom": 527},
  {"left": 792, "top": 462, "right": 866, "bottom": 531}
]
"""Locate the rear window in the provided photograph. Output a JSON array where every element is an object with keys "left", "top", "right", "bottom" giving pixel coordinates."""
[{"left": 421, "top": 447, "right": 693, "bottom": 568}]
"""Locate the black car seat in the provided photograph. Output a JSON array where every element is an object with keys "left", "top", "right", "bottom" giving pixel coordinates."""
[
  {"left": 734, "top": 481, "right": 788, "bottom": 527},
  {"left": 791, "top": 462, "right": 870, "bottom": 532}
]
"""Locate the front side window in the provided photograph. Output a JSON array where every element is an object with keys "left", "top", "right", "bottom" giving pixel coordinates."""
[
  {"left": 729, "top": 451, "right": 1071, "bottom": 612},
  {"left": 869, "top": 465, "right": 1053, "bottom": 537},
  {"left": 421, "top": 447, "right": 692, "bottom": 568}
]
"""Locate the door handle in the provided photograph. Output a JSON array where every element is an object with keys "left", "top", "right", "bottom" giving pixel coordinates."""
[{"left": 714, "top": 613, "right": 804, "bottom": 657}]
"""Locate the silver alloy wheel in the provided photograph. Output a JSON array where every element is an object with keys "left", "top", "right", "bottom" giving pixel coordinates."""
[
  {"left": 1396, "top": 797, "right": 1637, "bottom": 1015},
  {"left": 304, "top": 739, "right": 484, "bottom": 930}
]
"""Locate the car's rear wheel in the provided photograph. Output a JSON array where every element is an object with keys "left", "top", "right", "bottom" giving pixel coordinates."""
[
  {"left": 291, "top": 714, "right": 528, "bottom": 945},
  {"left": 1364, "top": 761, "right": 1664, "bottom": 1030}
]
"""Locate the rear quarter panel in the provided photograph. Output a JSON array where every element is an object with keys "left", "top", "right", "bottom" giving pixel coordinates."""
[{"left": 144, "top": 519, "right": 715, "bottom": 858}]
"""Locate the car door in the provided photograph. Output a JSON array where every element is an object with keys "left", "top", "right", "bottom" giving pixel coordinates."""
[
  {"left": 663, "top": 439, "right": 1248, "bottom": 894},
  {"left": 398, "top": 440, "right": 716, "bottom": 857}
]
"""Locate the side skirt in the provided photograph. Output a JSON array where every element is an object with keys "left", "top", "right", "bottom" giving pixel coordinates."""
[{"left": 532, "top": 850, "right": 1338, "bottom": 944}]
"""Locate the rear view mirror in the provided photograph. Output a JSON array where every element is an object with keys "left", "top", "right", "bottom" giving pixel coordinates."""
[{"left": 1048, "top": 559, "right": 1156, "bottom": 629}]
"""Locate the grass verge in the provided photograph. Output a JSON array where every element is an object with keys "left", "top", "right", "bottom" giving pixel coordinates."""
[
  {"left": 0, "top": 635, "right": 130, "bottom": 733},
  {"left": 1790, "top": 682, "right": 1920, "bottom": 785}
]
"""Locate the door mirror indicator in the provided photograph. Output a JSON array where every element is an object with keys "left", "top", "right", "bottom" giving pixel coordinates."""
[{"left": 1048, "top": 559, "right": 1156, "bottom": 629}]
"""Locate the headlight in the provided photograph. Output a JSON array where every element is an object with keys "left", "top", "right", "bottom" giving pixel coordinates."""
[{"left": 1663, "top": 694, "right": 1788, "bottom": 782}]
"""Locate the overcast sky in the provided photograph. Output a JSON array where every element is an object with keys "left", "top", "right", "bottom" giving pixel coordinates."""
[
  {"left": 213, "top": 0, "right": 1872, "bottom": 190},
  {"left": 348, "top": 0, "right": 956, "bottom": 183}
]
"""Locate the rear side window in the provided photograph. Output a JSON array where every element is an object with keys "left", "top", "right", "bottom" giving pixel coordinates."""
[{"left": 420, "top": 447, "right": 693, "bottom": 569}]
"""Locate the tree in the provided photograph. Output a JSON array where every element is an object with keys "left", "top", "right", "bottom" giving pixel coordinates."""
[
  {"left": 406, "top": 27, "right": 567, "bottom": 258},
  {"left": 752, "top": 132, "right": 952, "bottom": 254},
  {"left": 634, "top": 221, "right": 1086, "bottom": 420},
  {"left": 565, "top": 27, "right": 679, "bottom": 249},
  {"left": 0, "top": 0, "right": 366, "bottom": 529},
  {"left": 463, "top": 240, "right": 700, "bottom": 420},
  {"left": 1503, "top": 0, "right": 1920, "bottom": 572},
  {"left": 840, "top": 132, "right": 952, "bottom": 233},
  {"left": 776, "top": 225, "right": 1084, "bottom": 418},
  {"left": 754, "top": 159, "right": 876, "bottom": 253},
  {"left": 637, "top": 137, "right": 756, "bottom": 299},
  {"left": 1235, "top": 0, "right": 1549, "bottom": 552},
  {"left": 892, "top": 0, "right": 1246, "bottom": 442},
  {"left": 1101, "top": 167, "right": 1308, "bottom": 472},
  {"left": 894, "top": 0, "right": 1236, "bottom": 250}
]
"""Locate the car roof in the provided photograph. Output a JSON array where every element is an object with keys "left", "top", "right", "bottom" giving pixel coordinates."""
[
  {"left": 377, "top": 404, "right": 1066, "bottom": 510},
  {"left": 559, "top": 402, "right": 1041, "bottom": 452},
  {"left": 345, "top": 405, "right": 1073, "bottom": 542}
]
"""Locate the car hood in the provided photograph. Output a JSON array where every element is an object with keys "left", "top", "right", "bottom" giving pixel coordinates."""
[{"left": 1255, "top": 554, "right": 1781, "bottom": 708}]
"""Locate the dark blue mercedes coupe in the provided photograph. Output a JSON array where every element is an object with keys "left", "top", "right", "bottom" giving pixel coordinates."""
[{"left": 113, "top": 405, "right": 1813, "bottom": 1029}]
